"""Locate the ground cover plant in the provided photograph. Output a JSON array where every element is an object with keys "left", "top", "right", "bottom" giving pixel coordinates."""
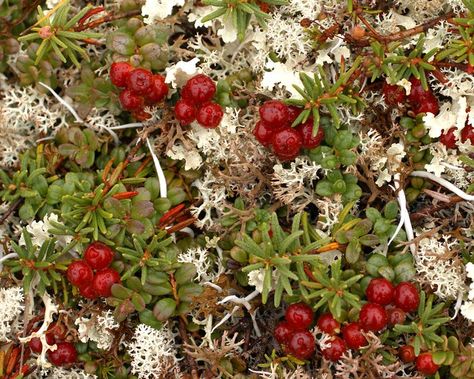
[{"left": 0, "top": 0, "right": 474, "bottom": 378}]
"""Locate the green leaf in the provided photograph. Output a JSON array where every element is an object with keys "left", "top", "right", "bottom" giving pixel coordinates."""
[
  {"left": 139, "top": 309, "right": 162, "bottom": 329},
  {"left": 201, "top": 7, "right": 227, "bottom": 23},
  {"left": 261, "top": 266, "right": 272, "bottom": 304},
  {"left": 178, "top": 283, "right": 203, "bottom": 302},
  {"left": 279, "top": 231, "right": 303, "bottom": 254},
  {"left": 345, "top": 239, "right": 360, "bottom": 264},
  {"left": 153, "top": 298, "right": 176, "bottom": 321},
  {"left": 175, "top": 263, "right": 197, "bottom": 285}
]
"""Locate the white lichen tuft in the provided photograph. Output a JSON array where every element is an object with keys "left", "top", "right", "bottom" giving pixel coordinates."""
[
  {"left": 178, "top": 246, "right": 223, "bottom": 283},
  {"left": 0, "top": 287, "right": 24, "bottom": 342},
  {"left": 75, "top": 310, "right": 119, "bottom": 350}
]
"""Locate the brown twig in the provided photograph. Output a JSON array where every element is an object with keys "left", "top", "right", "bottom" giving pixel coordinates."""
[
  {"left": 178, "top": 317, "right": 199, "bottom": 379},
  {"left": 0, "top": 198, "right": 23, "bottom": 226},
  {"left": 74, "top": 9, "right": 141, "bottom": 32},
  {"left": 410, "top": 195, "right": 465, "bottom": 223},
  {"left": 0, "top": 0, "right": 43, "bottom": 37}
]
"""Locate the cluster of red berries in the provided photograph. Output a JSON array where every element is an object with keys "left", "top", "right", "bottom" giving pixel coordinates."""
[
  {"left": 383, "top": 77, "right": 439, "bottom": 115},
  {"left": 29, "top": 323, "right": 77, "bottom": 366},
  {"left": 110, "top": 62, "right": 169, "bottom": 121},
  {"left": 254, "top": 100, "right": 324, "bottom": 161},
  {"left": 66, "top": 241, "right": 120, "bottom": 299},
  {"left": 439, "top": 124, "right": 474, "bottom": 149},
  {"left": 174, "top": 74, "right": 224, "bottom": 128}
]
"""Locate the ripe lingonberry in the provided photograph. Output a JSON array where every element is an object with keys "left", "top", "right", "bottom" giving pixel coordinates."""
[
  {"left": 84, "top": 241, "right": 114, "bottom": 271},
  {"left": 387, "top": 307, "right": 406, "bottom": 326},
  {"left": 196, "top": 102, "right": 224, "bottom": 128},
  {"left": 174, "top": 99, "right": 197, "bottom": 125},
  {"left": 272, "top": 127, "right": 302, "bottom": 161},
  {"left": 399, "top": 345, "right": 416, "bottom": 363},
  {"left": 288, "top": 330, "right": 315, "bottom": 360},
  {"left": 47, "top": 322, "right": 67, "bottom": 341},
  {"left": 394, "top": 282, "right": 420, "bottom": 312},
  {"left": 127, "top": 68, "right": 153, "bottom": 95},
  {"left": 286, "top": 105, "right": 302, "bottom": 126},
  {"left": 182, "top": 74, "right": 216, "bottom": 104},
  {"left": 274, "top": 321, "right": 295, "bottom": 344},
  {"left": 382, "top": 82, "right": 406, "bottom": 106},
  {"left": 110, "top": 62, "right": 133, "bottom": 88},
  {"left": 296, "top": 121, "right": 325, "bottom": 149},
  {"left": 413, "top": 93, "right": 439, "bottom": 115},
  {"left": 79, "top": 284, "right": 98, "bottom": 299},
  {"left": 259, "top": 100, "right": 289, "bottom": 129},
  {"left": 366, "top": 278, "right": 394, "bottom": 306},
  {"left": 66, "top": 261, "right": 94, "bottom": 288},
  {"left": 342, "top": 322, "right": 366, "bottom": 349},
  {"left": 416, "top": 352, "right": 439, "bottom": 375},
  {"left": 48, "top": 342, "right": 77, "bottom": 366},
  {"left": 316, "top": 313, "right": 340, "bottom": 335},
  {"left": 408, "top": 77, "right": 431, "bottom": 103},
  {"left": 359, "top": 303, "right": 388, "bottom": 332},
  {"left": 285, "top": 302, "right": 314, "bottom": 330},
  {"left": 146, "top": 74, "right": 169, "bottom": 103},
  {"left": 93, "top": 268, "right": 121, "bottom": 297},
  {"left": 461, "top": 124, "right": 474, "bottom": 144},
  {"left": 29, "top": 331, "right": 55, "bottom": 353},
  {"left": 439, "top": 127, "right": 457, "bottom": 149},
  {"left": 322, "top": 336, "right": 346, "bottom": 362},
  {"left": 253, "top": 121, "right": 275, "bottom": 146},
  {"left": 119, "top": 89, "right": 144, "bottom": 111}
]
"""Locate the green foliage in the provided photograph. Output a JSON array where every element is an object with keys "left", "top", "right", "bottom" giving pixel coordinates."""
[
  {"left": 365, "top": 252, "right": 416, "bottom": 284},
  {"left": 314, "top": 169, "right": 362, "bottom": 204},
  {"left": 57, "top": 127, "right": 100, "bottom": 168}
]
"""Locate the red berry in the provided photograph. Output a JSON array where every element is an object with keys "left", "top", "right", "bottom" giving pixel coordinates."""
[
  {"left": 342, "top": 322, "right": 367, "bottom": 349},
  {"left": 84, "top": 241, "right": 114, "bottom": 270},
  {"left": 174, "top": 99, "right": 196, "bottom": 125},
  {"left": 366, "top": 278, "right": 394, "bottom": 306},
  {"left": 408, "top": 77, "right": 431, "bottom": 103},
  {"left": 127, "top": 68, "right": 153, "bottom": 95},
  {"left": 316, "top": 313, "right": 340, "bottom": 335},
  {"left": 322, "top": 336, "right": 347, "bottom": 362},
  {"left": 288, "top": 330, "right": 315, "bottom": 360},
  {"left": 253, "top": 120, "right": 275, "bottom": 146},
  {"left": 29, "top": 331, "right": 55, "bottom": 353},
  {"left": 47, "top": 342, "right": 77, "bottom": 366},
  {"left": 196, "top": 102, "right": 223, "bottom": 128},
  {"left": 92, "top": 268, "right": 121, "bottom": 297},
  {"left": 66, "top": 261, "right": 93, "bottom": 288},
  {"left": 287, "top": 105, "right": 303, "bottom": 125},
  {"left": 47, "top": 322, "right": 67, "bottom": 341},
  {"left": 285, "top": 303, "right": 314, "bottom": 330},
  {"left": 461, "top": 124, "right": 474, "bottom": 144},
  {"left": 259, "top": 100, "right": 289, "bottom": 129},
  {"left": 79, "top": 284, "right": 98, "bottom": 299},
  {"left": 296, "top": 121, "right": 325, "bottom": 149},
  {"left": 439, "top": 127, "right": 458, "bottom": 149},
  {"left": 382, "top": 82, "right": 406, "bottom": 106},
  {"left": 182, "top": 74, "right": 216, "bottom": 104},
  {"left": 359, "top": 303, "right": 388, "bottom": 332},
  {"left": 110, "top": 62, "right": 133, "bottom": 88},
  {"left": 274, "top": 321, "right": 295, "bottom": 344},
  {"left": 146, "top": 74, "right": 168, "bottom": 103},
  {"left": 387, "top": 306, "right": 406, "bottom": 325},
  {"left": 394, "top": 282, "right": 420, "bottom": 313},
  {"left": 119, "top": 89, "right": 144, "bottom": 111},
  {"left": 399, "top": 345, "right": 415, "bottom": 363},
  {"left": 412, "top": 93, "right": 439, "bottom": 115},
  {"left": 272, "top": 127, "right": 302, "bottom": 161},
  {"left": 416, "top": 352, "right": 439, "bottom": 375}
]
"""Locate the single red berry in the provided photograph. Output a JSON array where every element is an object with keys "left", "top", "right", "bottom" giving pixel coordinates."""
[
  {"left": 272, "top": 127, "right": 302, "bottom": 161},
  {"left": 399, "top": 345, "right": 416, "bottom": 363},
  {"left": 285, "top": 303, "right": 314, "bottom": 330},
  {"left": 47, "top": 342, "right": 77, "bottom": 366},
  {"left": 382, "top": 82, "right": 406, "bottom": 106},
  {"left": 286, "top": 105, "right": 302, "bottom": 126},
  {"left": 127, "top": 68, "right": 153, "bottom": 95},
  {"left": 93, "top": 268, "right": 121, "bottom": 297},
  {"left": 296, "top": 121, "right": 325, "bottom": 149},
  {"left": 259, "top": 100, "right": 289, "bottom": 129},
  {"left": 47, "top": 322, "right": 67, "bottom": 342},
  {"left": 416, "top": 352, "right": 439, "bottom": 375},
  {"left": 288, "top": 330, "right": 315, "bottom": 360},
  {"left": 196, "top": 102, "right": 224, "bottom": 128},
  {"left": 28, "top": 331, "right": 55, "bottom": 353},
  {"left": 359, "top": 303, "right": 388, "bottom": 332},
  {"left": 174, "top": 99, "right": 196, "bottom": 125},
  {"left": 110, "top": 62, "right": 133, "bottom": 88},
  {"left": 408, "top": 77, "right": 431, "bottom": 103},
  {"left": 387, "top": 306, "right": 406, "bottom": 325},
  {"left": 119, "top": 89, "right": 144, "bottom": 111},
  {"left": 412, "top": 93, "right": 439, "bottom": 115},
  {"left": 84, "top": 241, "right": 114, "bottom": 271},
  {"left": 182, "top": 74, "right": 216, "bottom": 104},
  {"left": 79, "top": 284, "right": 98, "bottom": 299},
  {"left": 274, "top": 321, "right": 296, "bottom": 345},
  {"left": 66, "top": 260, "right": 93, "bottom": 288},
  {"left": 316, "top": 313, "right": 340, "bottom": 335},
  {"left": 322, "top": 336, "right": 347, "bottom": 362},
  {"left": 342, "top": 322, "right": 367, "bottom": 349},
  {"left": 146, "top": 74, "right": 169, "bottom": 103},
  {"left": 439, "top": 127, "right": 458, "bottom": 149},
  {"left": 366, "top": 278, "right": 395, "bottom": 306},
  {"left": 394, "top": 282, "right": 420, "bottom": 313},
  {"left": 253, "top": 120, "right": 275, "bottom": 146},
  {"left": 461, "top": 124, "right": 474, "bottom": 144}
]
